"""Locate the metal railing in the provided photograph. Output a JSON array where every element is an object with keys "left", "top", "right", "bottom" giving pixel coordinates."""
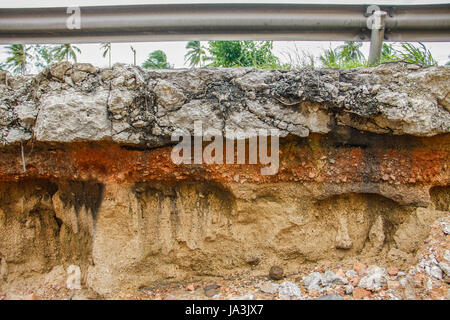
[{"left": 1, "top": 3, "right": 449, "bottom": 64}]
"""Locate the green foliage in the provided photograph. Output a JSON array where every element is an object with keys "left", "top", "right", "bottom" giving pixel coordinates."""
[
  {"left": 184, "top": 41, "right": 207, "bottom": 68},
  {"left": 338, "top": 41, "right": 365, "bottom": 63},
  {"left": 142, "top": 50, "right": 173, "bottom": 69},
  {"left": 52, "top": 44, "right": 81, "bottom": 62},
  {"left": 397, "top": 42, "right": 437, "bottom": 66},
  {"left": 319, "top": 47, "right": 339, "bottom": 68},
  {"left": 319, "top": 44, "right": 367, "bottom": 69},
  {"left": 33, "top": 45, "right": 59, "bottom": 70},
  {"left": 100, "top": 42, "right": 112, "bottom": 67},
  {"left": 5, "top": 44, "right": 31, "bottom": 75},
  {"left": 206, "top": 41, "right": 281, "bottom": 69},
  {"left": 380, "top": 43, "right": 400, "bottom": 63},
  {"left": 318, "top": 42, "right": 437, "bottom": 69}
]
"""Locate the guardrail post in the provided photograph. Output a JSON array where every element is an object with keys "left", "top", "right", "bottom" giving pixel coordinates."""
[{"left": 368, "top": 10, "right": 387, "bottom": 66}]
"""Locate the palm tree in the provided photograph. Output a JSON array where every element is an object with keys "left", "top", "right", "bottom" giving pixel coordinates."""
[
  {"left": 33, "top": 44, "right": 58, "bottom": 71},
  {"left": 5, "top": 44, "right": 30, "bottom": 75},
  {"left": 184, "top": 41, "right": 206, "bottom": 68},
  {"left": 52, "top": 44, "right": 81, "bottom": 62},
  {"left": 142, "top": 50, "right": 173, "bottom": 69},
  {"left": 101, "top": 42, "right": 112, "bottom": 67},
  {"left": 130, "top": 46, "right": 137, "bottom": 66},
  {"left": 338, "top": 41, "right": 365, "bottom": 62}
]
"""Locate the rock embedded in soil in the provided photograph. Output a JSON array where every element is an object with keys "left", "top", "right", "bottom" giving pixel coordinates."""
[{"left": 269, "top": 266, "right": 284, "bottom": 281}]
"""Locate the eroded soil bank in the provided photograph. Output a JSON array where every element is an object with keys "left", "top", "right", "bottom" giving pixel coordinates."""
[{"left": 0, "top": 62, "right": 448, "bottom": 299}]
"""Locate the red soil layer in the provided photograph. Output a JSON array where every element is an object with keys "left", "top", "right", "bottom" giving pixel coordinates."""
[{"left": 0, "top": 134, "right": 448, "bottom": 186}]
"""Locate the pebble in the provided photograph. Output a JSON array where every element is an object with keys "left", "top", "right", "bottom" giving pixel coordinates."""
[
  {"left": 322, "top": 270, "right": 348, "bottom": 287},
  {"left": 430, "top": 266, "right": 443, "bottom": 280},
  {"left": 204, "top": 284, "right": 220, "bottom": 297},
  {"left": 353, "top": 262, "right": 367, "bottom": 275},
  {"left": 344, "top": 285, "right": 354, "bottom": 295},
  {"left": 345, "top": 270, "right": 358, "bottom": 278},
  {"left": 186, "top": 284, "right": 195, "bottom": 291},
  {"left": 443, "top": 250, "right": 450, "bottom": 262},
  {"left": 278, "top": 281, "right": 304, "bottom": 299},
  {"left": 269, "top": 266, "right": 284, "bottom": 280},
  {"left": 353, "top": 288, "right": 371, "bottom": 299},
  {"left": 303, "top": 272, "right": 322, "bottom": 292},
  {"left": 358, "top": 266, "right": 386, "bottom": 291},
  {"left": 387, "top": 280, "right": 401, "bottom": 290},
  {"left": 388, "top": 267, "right": 398, "bottom": 276},
  {"left": 259, "top": 282, "right": 279, "bottom": 294}
]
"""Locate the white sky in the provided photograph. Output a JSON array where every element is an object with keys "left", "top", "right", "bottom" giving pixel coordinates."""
[{"left": 1, "top": 0, "right": 449, "bottom": 69}]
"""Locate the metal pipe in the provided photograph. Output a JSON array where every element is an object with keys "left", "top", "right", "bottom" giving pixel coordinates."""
[
  {"left": 368, "top": 11, "right": 387, "bottom": 66},
  {"left": 0, "top": 3, "right": 449, "bottom": 44}
]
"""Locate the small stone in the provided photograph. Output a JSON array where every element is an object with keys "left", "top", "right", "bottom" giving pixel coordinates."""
[
  {"left": 73, "top": 63, "right": 97, "bottom": 74},
  {"left": 269, "top": 266, "right": 284, "bottom": 280},
  {"left": 430, "top": 265, "right": 443, "bottom": 280},
  {"left": 336, "top": 269, "right": 346, "bottom": 278},
  {"left": 25, "top": 293, "right": 39, "bottom": 300},
  {"left": 344, "top": 285, "right": 354, "bottom": 295},
  {"left": 247, "top": 257, "right": 260, "bottom": 266},
  {"left": 358, "top": 265, "right": 386, "bottom": 291},
  {"left": 163, "top": 294, "right": 176, "bottom": 300},
  {"left": 205, "top": 288, "right": 220, "bottom": 298},
  {"left": 71, "top": 70, "right": 88, "bottom": 83},
  {"left": 278, "top": 281, "right": 304, "bottom": 299},
  {"left": 345, "top": 270, "right": 358, "bottom": 278},
  {"left": 154, "top": 80, "right": 186, "bottom": 111},
  {"left": 399, "top": 278, "right": 408, "bottom": 287},
  {"left": 204, "top": 284, "right": 220, "bottom": 297},
  {"left": 353, "top": 288, "right": 371, "bottom": 299},
  {"left": 49, "top": 61, "right": 72, "bottom": 80},
  {"left": 303, "top": 272, "right": 323, "bottom": 292},
  {"left": 186, "top": 284, "right": 195, "bottom": 291},
  {"left": 351, "top": 277, "right": 360, "bottom": 287},
  {"left": 443, "top": 250, "right": 450, "bottom": 262},
  {"left": 260, "top": 282, "right": 279, "bottom": 294},
  {"left": 387, "top": 280, "right": 401, "bottom": 290},
  {"left": 388, "top": 267, "right": 399, "bottom": 276},
  {"left": 442, "top": 223, "right": 450, "bottom": 235},
  {"left": 353, "top": 262, "right": 367, "bottom": 275},
  {"left": 322, "top": 270, "right": 348, "bottom": 287}
]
